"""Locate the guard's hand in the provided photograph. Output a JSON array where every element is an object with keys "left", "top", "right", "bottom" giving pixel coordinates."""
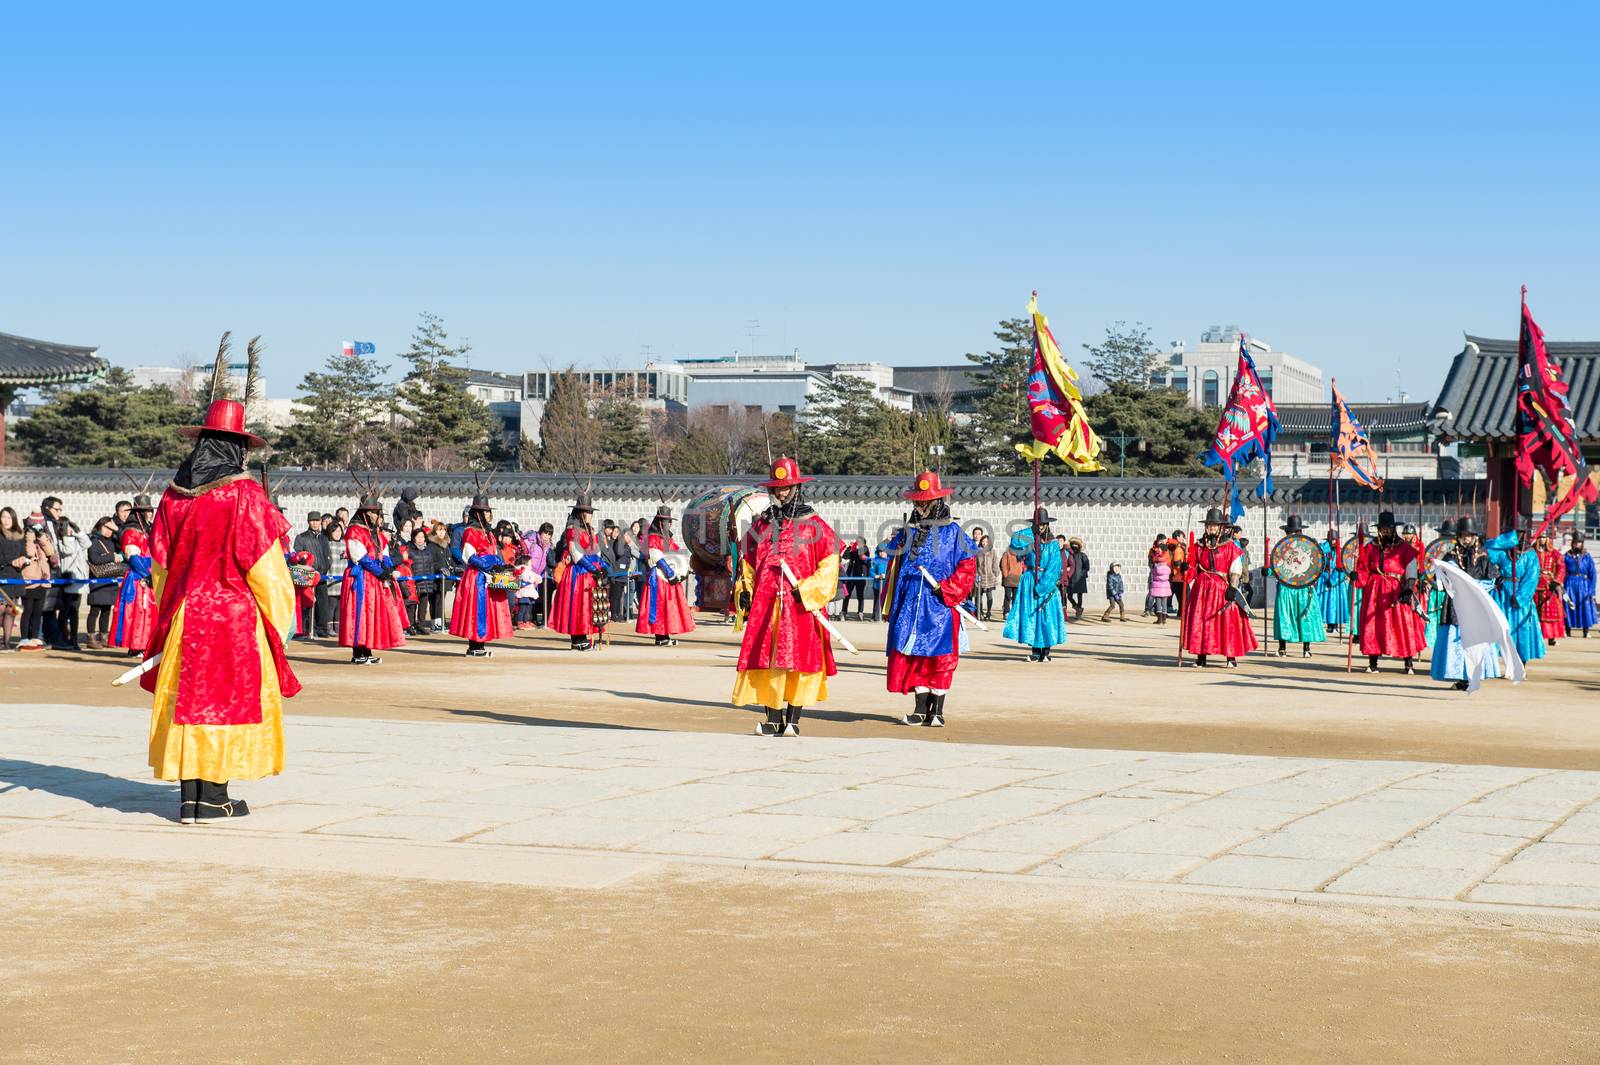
[{"left": 738, "top": 591, "right": 752, "bottom": 613}]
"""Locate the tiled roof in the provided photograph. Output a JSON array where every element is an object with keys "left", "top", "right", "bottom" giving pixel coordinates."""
[
  {"left": 0, "top": 467, "right": 1470, "bottom": 508},
  {"left": 0, "top": 332, "right": 106, "bottom": 387},
  {"left": 891, "top": 365, "right": 984, "bottom": 396},
  {"left": 1431, "top": 335, "right": 1600, "bottom": 442},
  {"left": 1274, "top": 401, "right": 1431, "bottom": 436}
]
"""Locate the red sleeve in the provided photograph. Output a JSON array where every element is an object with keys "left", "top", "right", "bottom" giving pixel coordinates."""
[
  {"left": 231, "top": 482, "right": 289, "bottom": 574},
  {"left": 941, "top": 555, "right": 978, "bottom": 606}
]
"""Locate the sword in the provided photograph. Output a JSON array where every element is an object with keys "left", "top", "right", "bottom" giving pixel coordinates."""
[
  {"left": 112, "top": 651, "right": 162, "bottom": 687},
  {"left": 780, "top": 560, "right": 859, "bottom": 655},
  {"left": 918, "top": 565, "right": 988, "bottom": 631}
]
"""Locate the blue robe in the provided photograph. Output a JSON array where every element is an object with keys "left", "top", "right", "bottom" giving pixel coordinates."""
[
  {"left": 1486, "top": 532, "right": 1546, "bottom": 663},
  {"left": 1566, "top": 551, "right": 1598, "bottom": 631},
  {"left": 884, "top": 521, "right": 974, "bottom": 659},
  {"left": 1003, "top": 530, "right": 1066, "bottom": 649},
  {"left": 1317, "top": 541, "right": 1350, "bottom": 628},
  {"left": 1431, "top": 578, "right": 1507, "bottom": 681}
]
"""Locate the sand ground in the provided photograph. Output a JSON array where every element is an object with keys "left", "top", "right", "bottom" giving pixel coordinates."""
[{"left": 8, "top": 612, "right": 1598, "bottom": 769}]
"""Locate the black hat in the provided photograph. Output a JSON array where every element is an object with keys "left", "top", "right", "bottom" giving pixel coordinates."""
[
  {"left": 1203, "top": 507, "right": 1227, "bottom": 526},
  {"left": 1439, "top": 518, "right": 1456, "bottom": 536},
  {"left": 573, "top": 494, "right": 594, "bottom": 513},
  {"left": 1280, "top": 514, "right": 1305, "bottom": 534},
  {"left": 655, "top": 505, "right": 673, "bottom": 520},
  {"left": 358, "top": 494, "right": 382, "bottom": 512},
  {"left": 1573, "top": 533, "right": 1587, "bottom": 545},
  {"left": 132, "top": 494, "right": 155, "bottom": 511},
  {"left": 1456, "top": 516, "right": 1480, "bottom": 537},
  {"left": 307, "top": 510, "right": 322, "bottom": 522},
  {"left": 1376, "top": 510, "right": 1398, "bottom": 528},
  {"left": 1402, "top": 523, "right": 1418, "bottom": 537},
  {"left": 470, "top": 494, "right": 491, "bottom": 511},
  {"left": 1033, "top": 506, "right": 1054, "bottom": 525},
  {"left": 401, "top": 487, "right": 420, "bottom": 502}
]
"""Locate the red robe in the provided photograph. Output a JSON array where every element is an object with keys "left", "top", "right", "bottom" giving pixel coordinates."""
[
  {"left": 637, "top": 530, "right": 696, "bottom": 637},
  {"left": 450, "top": 526, "right": 513, "bottom": 642},
  {"left": 1538, "top": 548, "right": 1567, "bottom": 641},
  {"left": 1180, "top": 539, "right": 1257, "bottom": 658},
  {"left": 1356, "top": 539, "right": 1427, "bottom": 658},
  {"left": 885, "top": 554, "right": 977, "bottom": 693},
  {"left": 339, "top": 524, "right": 408, "bottom": 650},
  {"left": 139, "top": 477, "right": 302, "bottom": 724},
  {"left": 550, "top": 526, "right": 603, "bottom": 635},
  {"left": 736, "top": 511, "right": 841, "bottom": 676},
  {"left": 111, "top": 526, "right": 157, "bottom": 651}
]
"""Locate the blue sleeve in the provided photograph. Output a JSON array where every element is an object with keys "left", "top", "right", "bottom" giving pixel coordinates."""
[
  {"left": 358, "top": 554, "right": 388, "bottom": 576},
  {"left": 127, "top": 554, "right": 153, "bottom": 580},
  {"left": 1484, "top": 531, "right": 1518, "bottom": 570},
  {"left": 1038, "top": 543, "right": 1062, "bottom": 585},
  {"left": 469, "top": 553, "right": 499, "bottom": 572}
]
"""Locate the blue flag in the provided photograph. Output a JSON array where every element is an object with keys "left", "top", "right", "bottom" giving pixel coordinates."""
[{"left": 1200, "top": 335, "right": 1280, "bottom": 520}]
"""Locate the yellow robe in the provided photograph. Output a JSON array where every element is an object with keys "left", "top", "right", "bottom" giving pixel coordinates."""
[
  {"left": 147, "top": 548, "right": 297, "bottom": 782},
  {"left": 730, "top": 552, "right": 840, "bottom": 709}
]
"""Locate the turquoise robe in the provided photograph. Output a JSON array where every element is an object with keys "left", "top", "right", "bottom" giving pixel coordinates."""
[
  {"left": 1003, "top": 530, "right": 1066, "bottom": 649},
  {"left": 1486, "top": 532, "right": 1546, "bottom": 664},
  {"left": 1317, "top": 541, "right": 1350, "bottom": 628},
  {"left": 1274, "top": 583, "right": 1326, "bottom": 643}
]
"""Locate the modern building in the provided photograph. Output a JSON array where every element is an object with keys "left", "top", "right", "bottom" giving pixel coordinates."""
[
  {"left": 125, "top": 362, "right": 296, "bottom": 430},
  {"left": 0, "top": 331, "right": 106, "bottom": 465},
  {"left": 670, "top": 355, "right": 822, "bottom": 416},
  {"left": 1148, "top": 327, "right": 1324, "bottom": 407},
  {"left": 1430, "top": 334, "right": 1600, "bottom": 535},
  {"left": 891, "top": 365, "right": 986, "bottom": 418},
  {"left": 1272, "top": 401, "right": 1438, "bottom": 480},
  {"left": 518, "top": 365, "right": 690, "bottom": 445},
  {"left": 466, "top": 370, "right": 525, "bottom": 453}
]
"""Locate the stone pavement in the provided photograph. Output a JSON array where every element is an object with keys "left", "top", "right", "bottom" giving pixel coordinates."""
[{"left": 4, "top": 704, "right": 1600, "bottom": 914}]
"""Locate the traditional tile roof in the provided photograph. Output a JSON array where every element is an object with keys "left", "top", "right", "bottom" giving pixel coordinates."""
[
  {"left": 0, "top": 332, "right": 106, "bottom": 388},
  {"left": 0, "top": 467, "right": 1471, "bottom": 509},
  {"left": 1431, "top": 335, "right": 1600, "bottom": 442},
  {"left": 1274, "top": 401, "right": 1431, "bottom": 437}
]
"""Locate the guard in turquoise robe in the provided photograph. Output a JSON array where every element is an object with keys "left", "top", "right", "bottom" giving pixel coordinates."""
[
  {"left": 1003, "top": 510, "right": 1066, "bottom": 661},
  {"left": 1273, "top": 515, "right": 1325, "bottom": 656},
  {"left": 1317, "top": 535, "right": 1350, "bottom": 631},
  {"left": 1486, "top": 529, "right": 1546, "bottom": 664}
]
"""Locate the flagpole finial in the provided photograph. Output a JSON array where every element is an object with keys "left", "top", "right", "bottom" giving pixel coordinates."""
[
  {"left": 1521, "top": 284, "right": 1528, "bottom": 301},
  {"left": 1031, "top": 289, "right": 1037, "bottom": 297}
]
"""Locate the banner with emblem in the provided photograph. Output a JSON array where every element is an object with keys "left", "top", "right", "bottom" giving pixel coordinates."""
[
  {"left": 1200, "top": 334, "right": 1280, "bottom": 520},
  {"left": 1014, "top": 292, "right": 1104, "bottom": 473}
]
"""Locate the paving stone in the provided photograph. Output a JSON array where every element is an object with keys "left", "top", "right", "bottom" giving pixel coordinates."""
[
  {"left": 313, "top": 814, "right": 512, "bottom": 842},
  {"left": 1514, "top": 842, "right": 1600, "bottom": 866},
  {"left": 1485, "top": 860, "right": 1600, "bottom": 888},
  {"left": 906, "top": 848, "right": 1052, "bottom": 873},
  {"left": 890, "top": 766, "right": 1052, "bottom": 793},
  {"left": 780, "top": 784, "right": 952, "bottom": 820},
  {"left": 951, "top": 815, "right": 1136, "bottom": 855},
  {"left": 772, "top": 832, "right": 946, "bottom": 866},
  {"left": 1543, "top": 816, "right": 1600, "bottom": 846},
  {"left": 1183, "top": 855, "right": 1351, "bottom": 892},
  {"left": 1233, "top": 831, "right": 1384, "bottom": 863},
  {"left": 1156, "top": 798, "right": 1320, "bottom": 831},
  {"left": 990, "top": 749, "right": 1141, "bottom": 772},
  {"left": 1324, "top": 865, "right": 1483, "bottom": 899},
  {"left": 692, "top": 812, "right": 860, "bottom": 842},
  {"left": 571, "top": 783, "right": 781, "bottom": 823},
  {"left": 1081, "top": 822, "right": 1260, "bottom": 858},
  {"left": 1433, "top": 813, "right": 1558, "bottom": 838},
  {"left": 469, "top": 815, "right": 664, "bottom": 849},
  {"left": 1362, "top": 846, "right": 1508, "bottom": 874},
  {"left": 233, "top": 803, "right": 391, "bottom": 833},
  {"left": 632, "top": 832, "right": 783, "bottom": 860},
  {"left": 865, "top": 791, "right": 1068, "bottom": 839},
  {"left": 1019, "top": 764, "right": 1179, "bottom": 793},
  {"left": 1467, "top": 882, "right": 1600, "bottom": 908},
  {"left": 1035, "top": 850, "right": 1202, "bottom": 882},
  {"left": 1054, "top": 795, "right": 1193, "bottom": 821}
]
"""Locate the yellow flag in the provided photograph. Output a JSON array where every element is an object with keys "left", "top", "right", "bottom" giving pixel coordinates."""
[{"left": 1014, "top": 293, "right": 1104, "bottom": 472}]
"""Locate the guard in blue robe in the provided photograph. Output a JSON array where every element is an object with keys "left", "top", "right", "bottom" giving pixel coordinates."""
[
  {"left": 1003, "top": 508, "right": 1066, "bottom": 661},
  {"left": 1487, "top": 529, "right": 1545, "bottom": 664},
  {"left": 1318, "top": 532, "right": 1350, "bottom": 632},
  {"left": 1566, "top": 536, "right": 1597, "bottom": 636},
  {"left": 1431, "top": 519, "right": 1505, "bottom": 688}
]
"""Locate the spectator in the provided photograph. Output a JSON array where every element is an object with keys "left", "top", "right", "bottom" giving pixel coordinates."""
[
  {"left": 13, "top": 522, "right": 54, "bottom": 651},
  {"left": 53, "top": 515, "right": 90, "bottom": 650},
  {"left": 1064, "top": 537, "right": 1090, "bottom": 620},
  {"left": 113, "top": 499, "right": 133, "bottom": 529},
  {"left": 1100, "top": 562, "right": 1126, "bottom": 621},
  {"left": 393, "top": 488, "right": 423, "bottom": 533},
  {"left": 38, "top": 497, "right": 67, "bottom": 646},
  {"left": 869, "top": 543, "right": 890, "bottom": 621},
  {"left": 602, "top": 519, "right": 633, "bottom": 621},
  {"left": 1144, "top": 535, "right": 1169, "bottom": 615},
  {"left": 1056, "top": 535, "right": 1074, "bottom": 612},
  {"left": 294, "top": 512, "right": 333, "bottom": 637},
  {"left": 999, "top": 537, "right": 1025, "bottom": 619},
  {"left": 324, "top": 519, "right": 346, "bottom": 637},
  {"left": 85, "top": 515, "right": 125, "bottom": 649},
  {"left": 627, "top": 519, "right": 647, "bottom": 618},
  {"left": 408, "top": 526, "right": 445, "bottom": 633},
  {"left": 335, "top": 507, "right": 351, "bottom": 527},
  {"left": 1167, "top": 528, "right": 1188, "bottom": 617},
  {"left": 1147, "top": 552, "right": 1172, "bottom": 625},
  {"left": 0, "top": 507, "right": 22, "bottom": 650},
  {"left": 523, "top": 522, "right": 553, "bottom": 627},
  {"left": 968, "top": 533, "right": 998, "bottom": 621},
  {"left": 841, "top": 539, "right": 869, "bottom": 620},
  {"left": 390, "top": 521, "right": 420, "bottom": 633},
  {"left": 534, "top": 522, "right": 556, "bottom": 627}
]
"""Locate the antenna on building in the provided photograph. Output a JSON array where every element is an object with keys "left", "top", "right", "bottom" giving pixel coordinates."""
[{"left": 744, "top": 319, "right": 762, "bottom": 359}]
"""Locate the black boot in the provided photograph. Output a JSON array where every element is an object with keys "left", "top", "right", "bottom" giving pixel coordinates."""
[
  {"left": 466, "top": 639, "right": 492, "bottom": 658},
  {"left": 783, "top": 705, "right": 803, "bottom": 737},
  {"left": 1196, "top": 655, "right": 1208, "bottom": 668},
  {"left": 757, "top": 708, "right": 784, "bottom": 737},
  {"left": 179, "top": 779, "right": 199, "bottom": 825},
  {"left": 1366, "top": 654, "right": 1380, "bottom": 674},
  {"left": 1302, "top": 642, "right": 1312, "bottom": 658},
  {"left": 1276, "top": 640, "right": 1286, "bottom": 658},
  {"left": 905, "top": 690, "right": 930, "bottom": 726},
  {"left": 195, "top": 779, "right": 248, "bottom": 822},
  {"left": 1403, "top": 657, "right": 1416, "bottom": 675},
  {"left": 925, "top": 694, "right": 945, "bottom": 728}
]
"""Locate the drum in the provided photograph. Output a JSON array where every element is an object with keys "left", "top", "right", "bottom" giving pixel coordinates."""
[
  {"left": 681, "top": 485, "right": 771, "bottom": 611},
  {"left": 590, "top": 580, "right": 611, "bottom": 629},
  {"left": 289, "top": 564, "right": 319, "bottom": 588},
  {"left": 660, "top": 549, "right": 693, "bottom": 584},
  {"left": 486, "top": 569, "right": 521, "bottom": 592},
  {"left": 1270, "top": 533, "right": 1324, "bottom": 589},
  {"left": 1340, "top": 535, "right": 1363, "bottom": 574},
  {"left": 1424, "top": 536, "right": 1455, "bottom": 570}
]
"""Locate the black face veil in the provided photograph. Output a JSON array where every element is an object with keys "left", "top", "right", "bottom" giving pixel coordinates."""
[{"left": 174, "top": 431, "right": 246, "bottom": 490}]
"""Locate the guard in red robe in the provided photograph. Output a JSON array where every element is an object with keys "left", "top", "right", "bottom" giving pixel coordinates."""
[
  {"left": 339, "top": 494, "right": 408, "bottom": 664},
  {"left": 550, "top": 493, "right": 606, "bottom": 650},
  {"left": 1181, "top": 507, "right": 1257, "bottom": 667},
  {"left": 449, "top": 493, "right": 513, "bottom": 657},
  {"left": 882, "top": 471, "right": 977, "bottom": 728},
  {"left": 636, "top": 504, "right": 696, "bottom": 645},
  {"left": 1355, "top": 509, "right": 1427, "bottom": 673},
  {"left": 111, "top": 494, "right": 158, "bottom": 654},
  {"left": 732, "top": 457, "right": 841, "bottom": 737},
  {"left": 1536, "top": 533, "right": 1567, "bottom": 645},
  {"left": 143, "top": 399, "right": 300, "bottom": 823}
]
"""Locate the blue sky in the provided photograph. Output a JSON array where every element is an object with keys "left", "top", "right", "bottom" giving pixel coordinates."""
[{"left": 3, "top": 3, "right": 1596, "bottom": 402}]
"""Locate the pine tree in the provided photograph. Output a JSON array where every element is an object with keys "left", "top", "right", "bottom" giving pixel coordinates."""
[
  {"left": 535, "top": 369, "right": 600, "bottom": 475},
  {"left": 1082, "top": 321, "right": 1159, "bottom": 391},
  {"left": 594, "top": 390, "right": 653, "bottom": 473},
  {"left": 275, "top": 351, "right": 398, "bottom": 469},
  {"left": 963, "top": 317, "right": 1034, "bottom": 476},
  {"left": 393, "top": 312, "right": 500, "bottom": 470},
  {"left": 1083, "top": 383, "right": 1217, "bottom": 477},
  {"left": 801, "top": 375, "right": 916, "bottom": 475},
  {"left": 12, "top": 368, "right": 196, "bottom": 467}
]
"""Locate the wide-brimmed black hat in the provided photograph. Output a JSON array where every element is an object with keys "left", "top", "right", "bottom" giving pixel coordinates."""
[
  {"left": 1203, "top": 507, "right": 1227, "bottom": 526},
  {"left": 358, "top": 494, "right": 382, "bottom": 512},
  {"left": 1033, "top": 506, "right": 1054, "bottom": 526},
  {"left": 1456, "top": 516, "right": 1480, "bottom": 537},
  {"left": 132, "top": 494, "right": 155, "bottom": 511},
  {"left": 1439, "top": 518, "right": 1456, "bottom": 536},
  {"left": 655, "top": 505, "right": 673, "bottom": 520},
  {"left": 573, "top": 494, "right": 594, "bottom": 513},
  {"left": 1376, "top": 510, "right": 1398, "bottom": 528},
  {"left": 1280, "top": 514, "right": 1305, "bottom": 534},
  {"left": 470, "top": 494, "right": 492, "bottom": 511}
]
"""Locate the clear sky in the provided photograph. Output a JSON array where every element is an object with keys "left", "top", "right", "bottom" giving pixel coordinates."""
[{"left": 3, "top": 3, "right": 1596, "bottom": 402}]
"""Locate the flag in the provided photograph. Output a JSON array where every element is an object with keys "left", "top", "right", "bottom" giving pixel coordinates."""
[
  {"left": 1329, "top": 380, "right": 1384, "bottom": 490},
  {"left": 1200, "top": 334, "right": 1280, "bottom": 519},
  {"left": 341, "top": 340, "right": 376, "bottom": 357},
  {"left": 1014, "top": 292, "right": 1103, "bottom": 473},
  {"left": 1516, "top": 289, "right": 1597, "bottom": 536}
]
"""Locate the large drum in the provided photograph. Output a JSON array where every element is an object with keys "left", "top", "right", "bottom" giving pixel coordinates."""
[
  {"left": 1339, "top": 534, "right": 1364, "bottom": 574},
  {"left": 1270, "top": 533, "right": 1324, "bottom": 589},
  {"left": 680, "top": 485, "right": 771, "bottom": 613},
  {"left": 1424, "top": 536, "right": 1455, "bottom": 571}
]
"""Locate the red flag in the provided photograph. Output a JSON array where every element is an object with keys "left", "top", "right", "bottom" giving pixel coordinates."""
[{"left": 1515, "top": 289, "right": 1597, "bottom": 535}]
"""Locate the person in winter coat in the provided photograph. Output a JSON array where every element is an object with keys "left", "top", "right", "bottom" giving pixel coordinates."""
[
  {"left": 974, "top": 534, "right": 1000, "bottom": 621},
  {"left": 1064, "top": 538, "right": 1090, "bottom": 620},
  {"left": 869, "top": 544, "right": 891, "bottom": 621},
  {"left": 53, "top": 517, "right": 91, "bottom": 650},
  {"left": 11, "top": 524, "right": 55, "bottom": 650},
  {"left": 393, "top": 487, "right": 423, "bottom": 534},
  {"left": 85, "top": 516, "right": 124, "bottom": 649},
  {"left": 406, "top": 526, "right": 443, "bottom": 634},
  {"left": 0, "top": 507, "right": 23, "bottom": 649},
  {"left": 999, "top": 540, "right": 1024, "bottom": 618},
  {"left": 1146, "top": 555, "right": 1172, "bottom": 623},
  {"left": 1099, "top": 562, "right": 1126, "bottom": 621}
]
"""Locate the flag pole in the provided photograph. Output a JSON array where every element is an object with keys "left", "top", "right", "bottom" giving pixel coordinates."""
[
  {"left": 1261, "top": 476, "right": 1271, "bottom": 656},
  {"left": 1177, "top": 527, "right": 1194, "bottom": 668},
  {"left": 1334, "top": 470, "right": 1343, "bottom": 638},
  {"left": 1346, "top": 523, "right": 1362, "bottom": 673}
]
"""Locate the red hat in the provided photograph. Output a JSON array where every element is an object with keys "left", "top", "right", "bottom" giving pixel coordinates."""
[
  {"left": 903, "top": 470, "right": 952, "bottom": 502},
  {"left": 758, "top": 456, "right": 812, "bottom": 488},
  {"left": 180, "top": 399, "right": 267, "bottom": 448}
]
